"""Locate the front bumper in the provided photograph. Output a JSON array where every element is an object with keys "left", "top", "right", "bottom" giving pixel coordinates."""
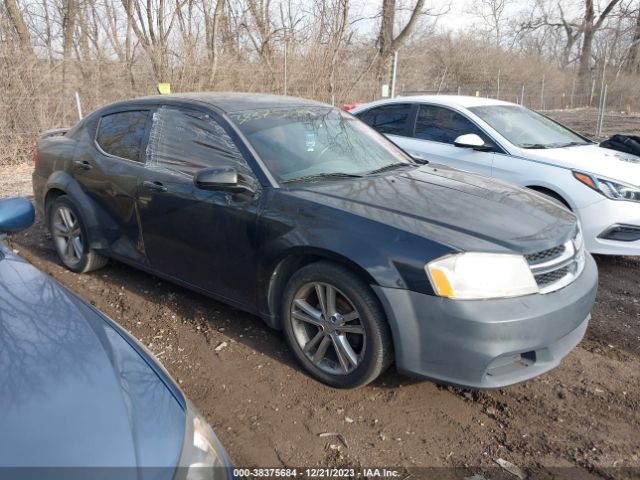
[
  {"left": 578, "top": 198, "right": 640, "bottom": 255},
  {"left": 374, "top": 254, "right": 598, "bottom": 389}
]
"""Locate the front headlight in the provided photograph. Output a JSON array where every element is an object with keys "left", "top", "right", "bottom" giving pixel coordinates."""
[
  {"left": 573, "top": 171, "right": 640, "bottom": 202},
  {"left": 175, "top": 405, "right": 231, "bottom": 480},
  {"left": 426, "top": 252, "right": 539, "bottom": 300}
]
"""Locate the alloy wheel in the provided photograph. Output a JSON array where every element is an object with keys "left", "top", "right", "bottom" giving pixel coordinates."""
[
  {"left": 290, "top": 282, "right": 366, "bottom": 375},
  {"left": 51, "top": 206, "right": 84, "bottom": 267}
]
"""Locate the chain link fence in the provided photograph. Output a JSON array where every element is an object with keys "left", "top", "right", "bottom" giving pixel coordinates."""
[{"left": 2, "top": 50, "right": 639, "bottom": 166}]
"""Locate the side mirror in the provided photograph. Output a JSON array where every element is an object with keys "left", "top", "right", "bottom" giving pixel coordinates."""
[
  {"left": 0, "top": 197, "right": 35, "bottom": 234},
  {"left": 193, "top": 167, "right": 253, "bottom": 193},
  {"left": 454, "top": 134, "right": 491, "bottom": 151}
]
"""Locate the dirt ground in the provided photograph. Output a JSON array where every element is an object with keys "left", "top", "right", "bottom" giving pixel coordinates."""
[
  {"left": 1, "top": 111, "right": 639, "bottom": 479},
  {"left": 548, "top": 109, "right": 640, "bottom": 140}
]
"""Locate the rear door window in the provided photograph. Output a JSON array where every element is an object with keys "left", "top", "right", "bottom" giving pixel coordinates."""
[
  {"left": 358, "top": 104, "right": 411, "bottom": 136},
  {"left": 414, "top": 105, "right": 487, "bottom": 144},
  {"left": 96, "top": 110, "right": 149, "bottom": 162}
]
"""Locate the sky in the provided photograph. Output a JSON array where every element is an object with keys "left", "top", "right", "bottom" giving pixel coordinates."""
[
  {"left": 348, "top": 0, "right": 481, "bottom": 37},
  {"left": 348, "top": 0, "right": 534, "bottom": 37}
]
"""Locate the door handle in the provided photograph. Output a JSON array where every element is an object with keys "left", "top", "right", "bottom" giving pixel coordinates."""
[
  {"left": 74, "top": 160, "right": 92, "bottom": 170},
  {"left": 143, "top": 180, "right": 168, "bottom": 193}
]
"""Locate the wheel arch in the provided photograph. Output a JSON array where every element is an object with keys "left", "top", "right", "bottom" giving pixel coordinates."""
[
  {"left": 262, "top": 247, "right": 379, "bottom": 330},
  {"left": 44, "top": 187, "right": 66, "bottom": 221},
  {"left": 43, "top": 171, "right": 110, "bottom": 250},
  {"left": 526, "top": 185, "right": 573, "bottom": 210}
]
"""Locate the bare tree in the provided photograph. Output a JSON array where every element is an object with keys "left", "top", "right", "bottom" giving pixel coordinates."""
[
  {"left": 576, "top": 0, "right": 621, "bottom": 91},
  {"left": 625, "top": 5, "right": 640, "bottom": 73},
  {"left": 471, "top": 0, "right": 512, "bottom": 47},
  {"left": 203, "top": 0, "right": 225, "bottom": 83},
  {"left": 242, "top": 0, "right": 276, "bottom": 70},
  {"left": 376, "top": 0, "right": 426, "bottom": 91},
  {"left": 518, "top": 2, "right": 583, "bottom": 68},
  {"left": 3, "top": 0, "right": 32, "bottom": 52},
  {"left": 121, "top": 0, "right": 185, "bottom": 80}
]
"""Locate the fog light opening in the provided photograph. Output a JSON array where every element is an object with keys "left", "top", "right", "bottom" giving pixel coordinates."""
[{"left": 599, "top": 224, "right": 640, "bottom": 242}]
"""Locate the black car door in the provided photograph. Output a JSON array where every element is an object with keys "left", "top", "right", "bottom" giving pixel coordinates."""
[
  {"left": 136, "top": 105, "right": 262, "bottom": 308},
  {"left": 72, "top": 108, "right": 151, "bottom": 262}
]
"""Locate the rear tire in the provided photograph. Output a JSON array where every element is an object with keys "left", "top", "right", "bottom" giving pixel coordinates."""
[
  {"left": 282, "top": 261, "right": 393, "bottom": 388},
  {"left": 48, "top": 195, "right": 108, "bottom": 273}
]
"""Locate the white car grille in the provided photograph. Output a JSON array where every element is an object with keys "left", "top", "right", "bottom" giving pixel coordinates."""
[{"left": 525, "top": 229, "right": 585, "bottom": 294}]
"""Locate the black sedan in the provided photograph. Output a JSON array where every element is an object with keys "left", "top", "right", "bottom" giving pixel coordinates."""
[
  {"left": 33, "top": 93, "right": 598, "bottom": 389},
  {"left": 0, "top": 197, "right": 232, "bottom": 478}
]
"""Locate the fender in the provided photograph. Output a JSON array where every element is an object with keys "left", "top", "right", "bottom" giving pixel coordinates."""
[
  {"left": 44, "top": 171, "right": 116, "bottom": 251},
  {"left": 525, "top": 182, "right": 576, "bottom": 211},
  {"left": 256, "top": 224, "right": 447, "bottom": 328},
  {"left": 258, "top": 244, "right": 381, "bottom": 329}
]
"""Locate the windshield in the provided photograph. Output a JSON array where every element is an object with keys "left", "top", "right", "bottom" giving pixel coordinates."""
[
  {"left": 229, "top": 107, "right": 413, "bottom": 182},
  {"left": 469, "top": 105, "right": 590, "bottom": 149}
]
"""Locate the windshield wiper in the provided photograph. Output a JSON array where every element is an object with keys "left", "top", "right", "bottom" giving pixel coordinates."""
[
  {"left": 366, "top": 163, "right": 412, "bottom": 175},
  {"left": 520, "top": 143, "right": 550, "bottom": 149},
  {"left": 549, "top": 141, "right": 588, "bottom": 148},
  {"left": 281, "top": 172, "right": 363, "bottom": 184}
]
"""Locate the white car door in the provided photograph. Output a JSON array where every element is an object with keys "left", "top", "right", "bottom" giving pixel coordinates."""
[{"left": 392, "top": 104, "right": 495, "bottom": 177}]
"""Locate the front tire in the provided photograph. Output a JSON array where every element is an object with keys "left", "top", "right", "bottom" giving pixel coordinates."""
[
  {"left": 48, "top": 196, "right": 108, "bottom": 273},
  {"left": 282, "top": 261, "right": 393, "bottom": 388}
]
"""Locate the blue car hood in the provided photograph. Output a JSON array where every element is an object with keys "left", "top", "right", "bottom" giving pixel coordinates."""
[{"left": 0, "top": 243, "right": 185, "bottom": 472}]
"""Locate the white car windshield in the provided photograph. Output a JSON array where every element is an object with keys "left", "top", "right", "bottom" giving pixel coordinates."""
[
  {"left": 469, "top": 105, "right": 591, "bottom": 149},
  {"left": 229, "top": 107, "right": 414, "bottom": 183}
]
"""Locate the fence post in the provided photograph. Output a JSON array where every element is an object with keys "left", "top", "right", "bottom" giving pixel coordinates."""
[
  {"left": 390, "top": 51, "right": 398, "bottom": 98},
  {"left": 597, "top": 84, "right": 604, "bottom": 135},
  {"left": 497, "top": 69, "right": 500, "bottom": 100},
  {"left": 597, "top": 84, "right": 608, "bottom": 137},
  {"left": 75, "top": 92, "right": 83, "bottom": 120},
  {"left": 570, "top": 78, "right": 576, "bottom": 109},
  {"left": 283, "top": 29, "right": 290, "bottom": 96},
  {"left": 521, "top": 85, "right": 525, "bottom": 106},
  {"left": 436, "top": 65, "right": 447, "bottom": 94},
  {"left": 540, "top": 74, "right": 545, "bottom": 110}
]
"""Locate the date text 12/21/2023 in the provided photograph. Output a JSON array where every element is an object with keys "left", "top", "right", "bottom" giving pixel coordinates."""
[{"left": 232, "top": 468, "right": 401, "bottom": 478}]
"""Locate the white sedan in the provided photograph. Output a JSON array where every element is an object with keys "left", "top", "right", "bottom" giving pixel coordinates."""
[{"left": 351, "top": 96, "right": 640, "bottom": 256}]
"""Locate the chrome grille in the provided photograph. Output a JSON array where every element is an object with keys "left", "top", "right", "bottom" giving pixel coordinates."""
[
  {"left": 527, "top": 230, "right": 585, "bottom": 294},
  {"left": 525, "top": 244, "right": 566, "bottom": 265},
  {"left": 535, "top": 266, "right": 570, "bottom": 287}
]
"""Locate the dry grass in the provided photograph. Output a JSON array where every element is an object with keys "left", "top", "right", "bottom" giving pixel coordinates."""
[{"left": 0, "top": 163, "right": 33, "bottom": 198}]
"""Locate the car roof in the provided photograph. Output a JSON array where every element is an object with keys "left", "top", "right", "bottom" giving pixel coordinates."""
[
  {"left": 105, "top": 92, "right": 327, "bottom": 114},
  {"left": 358, "top": 95, "right": 517, "bottom": 110}
]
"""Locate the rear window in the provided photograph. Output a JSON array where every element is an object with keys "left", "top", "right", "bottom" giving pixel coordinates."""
[
  {"left": 96, "top": 111, "right": 149, "bottom": 162},
  {"left": 357, "top": 104, "right": 411, "bottom": 136}
]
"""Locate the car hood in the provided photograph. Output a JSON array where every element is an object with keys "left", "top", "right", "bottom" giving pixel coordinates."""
[
  {"left": 519, "top": 143, "right": 640, "bottom": 185},
  {"left": 0, "top": 244, "right": 185, "bottom": 473},
  {"left": 286, "top": 165, "right": 577, "bottom": 254}
]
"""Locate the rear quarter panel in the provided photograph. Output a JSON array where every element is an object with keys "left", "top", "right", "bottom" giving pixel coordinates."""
[{"left": 34, "top": 133, "right": 78, "bottom": 212}]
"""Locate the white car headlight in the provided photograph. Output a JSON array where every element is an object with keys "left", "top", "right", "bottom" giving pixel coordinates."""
[
  {"left": 573, "top": 171, "right": 640, "bottom": 203},
  {"left": 176, "top": 405, "right": 231, "bottom": 480},
  {"left": 426, "top": 252, "right": 539, "bottom": 300}
]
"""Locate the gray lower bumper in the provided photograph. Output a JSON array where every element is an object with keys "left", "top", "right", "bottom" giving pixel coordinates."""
[{"left": 374, "top": 254, "right": 598, "bottom": 389}]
